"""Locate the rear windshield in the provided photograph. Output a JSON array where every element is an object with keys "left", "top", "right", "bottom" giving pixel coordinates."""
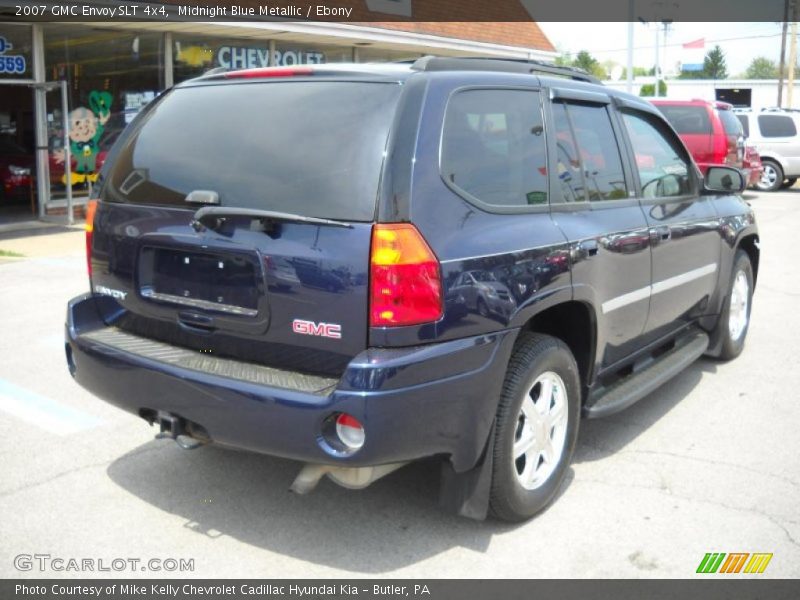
[
  {"left": 718, "top": 109, "right": 743, "bottom": 137},
  {"left": 100, "top": 81, "right": 401, "bottom": 221},
  {"left": 656, "top": 105, "right": 712, "bottom": 134}
]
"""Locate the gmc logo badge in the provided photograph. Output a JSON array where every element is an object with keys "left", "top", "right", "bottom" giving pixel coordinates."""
[{"left": 292, "top": 319, "right": 342, "bottom": 339}]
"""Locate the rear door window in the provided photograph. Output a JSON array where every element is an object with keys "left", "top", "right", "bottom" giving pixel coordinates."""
[
  {"left": 440, "top": 88, "right": 549, "bottom": 208},
  {"left": 757, "top": 115, "right": 797, "bottom": 138},
  {"left": 551, "top": 101, "right": 628, "bottom": 202},
  {"left": 656, "top": 105, "right": 713, "bottom": 134},
  {"left": 100, "top": 81, "right": 401, "bottom": 221}
]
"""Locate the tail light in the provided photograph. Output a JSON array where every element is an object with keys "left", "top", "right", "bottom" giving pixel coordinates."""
[
  {"left": 223, "top": 66, "right": 313, "bottom": 79},
  {"left": 85, "top": 199, "right": 98, "bottom": 278},
  {"left": 369, "top": 223, "right": 442, "bottom": 327}
]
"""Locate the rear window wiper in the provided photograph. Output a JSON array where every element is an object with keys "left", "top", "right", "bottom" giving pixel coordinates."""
[{"left": 191, "top": 206, "right": 354, "bottom": 232}]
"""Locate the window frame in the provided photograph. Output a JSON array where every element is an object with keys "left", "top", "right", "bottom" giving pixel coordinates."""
[
  {"left": 545, "top": 90, "right": 638, "bottom": 212},
  {"left": 438, "top": 84, "right": 551, "bottom": 215},
  {"left": 615, "top": 106, "right": 701, "bottom": 207}
]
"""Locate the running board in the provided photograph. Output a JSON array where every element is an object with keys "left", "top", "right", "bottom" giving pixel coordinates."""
[{"left": 584, "top": 331, "right": 709, "bottom": 419}]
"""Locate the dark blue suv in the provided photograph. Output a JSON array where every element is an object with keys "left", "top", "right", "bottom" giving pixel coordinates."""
[{"left": 65, "top": 57, "right": 759, "bottom": 521}]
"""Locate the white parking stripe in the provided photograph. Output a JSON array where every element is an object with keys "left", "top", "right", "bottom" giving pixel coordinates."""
[{"left": 0, "top": 379, "right": 102, "bottom": 435}]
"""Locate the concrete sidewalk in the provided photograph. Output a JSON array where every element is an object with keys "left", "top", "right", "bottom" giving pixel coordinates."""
[{"left": 0, "top": 228, "right": 84, "bottom": 259}]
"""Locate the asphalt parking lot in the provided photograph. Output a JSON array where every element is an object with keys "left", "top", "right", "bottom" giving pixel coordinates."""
[{"left": 0, "top": 190, "right": 798, "bottom": 579}]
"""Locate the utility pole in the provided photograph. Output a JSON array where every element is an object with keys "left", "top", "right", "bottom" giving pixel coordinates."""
[
  {"left": 626, "top": 21, "right": 634, "bottom": 94},
  {"left": 779, "top": 0, "right": 789, "bottom": 107},
  {"left": 654, "top": 24, "right": 660, "bottom": 97},
  {"left": 789, "top": 8, "right": 797, "bottom": 108}
]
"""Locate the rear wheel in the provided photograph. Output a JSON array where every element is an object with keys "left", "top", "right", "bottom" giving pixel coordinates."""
[
  {"left": 780, "top": 177, "right": 797, "bottom": 189},
  {"left": 712, "top": 250, "right": 754, "bottom": 361},
  {"left": 756, "top": 159, "right": 783, "bottom": 192},
  {"left": 489, "top": 333, "right": 580, "bottom": 522}
]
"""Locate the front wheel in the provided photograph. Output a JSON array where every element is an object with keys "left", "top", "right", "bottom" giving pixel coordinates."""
[
  {"left": 712, "top": 250, "right": 754, "bottom": 360},
  {"left": 756, "top": 159, "right": 784, "bottom": 192},
  {"left": 489, "top": 333, "right": 580, "bottom": 522}
]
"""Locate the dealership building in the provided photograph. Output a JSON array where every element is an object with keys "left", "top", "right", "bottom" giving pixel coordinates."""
[{"left": 0, "top": 19, "right": 555, "bottom": 223}]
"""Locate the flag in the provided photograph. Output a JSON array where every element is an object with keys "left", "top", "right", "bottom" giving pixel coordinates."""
[{"left": 681, "top": 38, "right": 705, "bottom": 72}]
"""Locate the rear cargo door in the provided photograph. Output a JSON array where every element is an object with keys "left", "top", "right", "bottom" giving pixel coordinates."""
[{"left": 91, "top": 79, "right": 401, "bottom": 376}]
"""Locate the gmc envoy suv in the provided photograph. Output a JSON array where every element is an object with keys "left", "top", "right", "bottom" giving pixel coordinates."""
[{"left": 65, "top": 57, "right": 759, "bottom": 521}]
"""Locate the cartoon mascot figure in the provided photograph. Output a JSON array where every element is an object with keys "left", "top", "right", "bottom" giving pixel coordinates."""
[{"left": 54, "top": 90, "right": 112, "bottom": 185}]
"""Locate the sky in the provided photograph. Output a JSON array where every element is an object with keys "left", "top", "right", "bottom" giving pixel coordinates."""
[{"left": 537, "top": 22, "right": 785, "bottom": 78}]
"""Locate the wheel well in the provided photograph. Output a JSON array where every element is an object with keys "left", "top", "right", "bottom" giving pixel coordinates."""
[
  {"left": 520, "top": 301, "right": 595, "bottom": 393},
  {"left": 738, "top": 234, "right": 760, "bottom": 287}
]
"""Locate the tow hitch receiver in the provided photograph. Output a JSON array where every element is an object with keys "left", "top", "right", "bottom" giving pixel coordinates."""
[{"left": 154, "top": 411, "right": 207, "bottom": 450}]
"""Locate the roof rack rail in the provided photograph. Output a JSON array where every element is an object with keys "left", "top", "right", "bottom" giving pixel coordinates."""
[{"left": 410, "top": 56, "right": 601, "bottom": 85}]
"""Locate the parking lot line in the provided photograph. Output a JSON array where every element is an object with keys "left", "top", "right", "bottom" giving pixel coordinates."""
[{"left": 0, "top": 378, "right": 102, "bottom": 435}]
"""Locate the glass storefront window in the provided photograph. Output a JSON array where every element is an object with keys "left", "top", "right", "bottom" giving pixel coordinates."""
[
  {"left": 173, "top": 34, "right": 354, "bottom": 82},
  {"left": 356, "top": 47, "right": 424, "bottom": 63},
  {"left": 43, "top": 25, "right": 163, "bottom": 200},
  {"left": 0, "top": 24, "right": 32, "bottom": 80}
]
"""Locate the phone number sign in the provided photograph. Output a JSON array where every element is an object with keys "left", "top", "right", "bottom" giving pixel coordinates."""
[{"left": 0, "top": 36, "right": 27, "bottom": 75}]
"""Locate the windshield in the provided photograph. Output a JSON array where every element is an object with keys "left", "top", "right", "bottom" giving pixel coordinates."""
[{"left": 100, "top": 81, "right": 401, "bottom": 221}]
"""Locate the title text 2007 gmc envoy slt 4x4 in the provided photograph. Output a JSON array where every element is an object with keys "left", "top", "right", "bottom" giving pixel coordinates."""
[{"left": 65, "top": 58, "right": 758, "bottom": 521}]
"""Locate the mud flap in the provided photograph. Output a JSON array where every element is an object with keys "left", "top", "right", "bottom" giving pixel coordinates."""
[{"left": 438, "top": 421, "right": 496, "bottom": 520}]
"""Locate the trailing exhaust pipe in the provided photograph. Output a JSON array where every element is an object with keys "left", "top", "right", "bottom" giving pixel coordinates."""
[{"left": 290, "top": 462, "right": 408, "bottom": 494}]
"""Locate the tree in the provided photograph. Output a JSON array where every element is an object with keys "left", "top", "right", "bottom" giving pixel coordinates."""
[
  {"left": 639, "top": 81, "right": 668, "bottom": 97},
  {"left": 571, "top": 50, "right": 607, "bottom": 79},
  {"left": 744, "top": 57, "right": 779, "bottom": 79},
  {"left": 704, "top": 45, "right": 728, "bottom": 79}
]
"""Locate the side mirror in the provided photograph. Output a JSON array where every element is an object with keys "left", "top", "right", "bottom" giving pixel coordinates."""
[{"left": 704, "top": 166, "right": 746, "bottom": 195}]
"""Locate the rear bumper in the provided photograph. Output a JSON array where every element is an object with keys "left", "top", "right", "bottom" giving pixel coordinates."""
[{"left": 66, "top": 293, "right": 517, "bottom": 471}]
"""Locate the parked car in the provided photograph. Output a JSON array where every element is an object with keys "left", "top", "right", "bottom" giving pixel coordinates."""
[
  {"left": 743, "top": 144, "right": 764, "bottom": 189},
  {"left": 735, "top": 108, "right": 800, "bottom": 191},
  {"left": 651, "top": 99, "right": 745, "bottom": 176},
  {"left": 66, "top": 58, "right": 758, "bottom": 522},
  {"left": 0, "top": 135, "right": 33, "bottom": 202}
]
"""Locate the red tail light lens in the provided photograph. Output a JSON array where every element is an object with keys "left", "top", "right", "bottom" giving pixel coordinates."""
[
  {"left": 85, "top": 199, "right": 98, "bottom": 278},
  {"left": 369, "top": 223, "right": 442, "bottom": 327},
  {"left": 223, "top": 66, "right": 313, "bottom": 79}
]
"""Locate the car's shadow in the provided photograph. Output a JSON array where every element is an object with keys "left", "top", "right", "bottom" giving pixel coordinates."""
[
  {"left": 574, "top": 358, "right": 716, "bottom": 463},
  {"left": 106, "top": 359, "right": 716, "bottom": 572}
]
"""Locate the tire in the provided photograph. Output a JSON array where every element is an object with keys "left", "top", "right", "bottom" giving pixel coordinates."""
[
  {"left": 780, "top": 177, "right": 797, "bottom": 189},
  {"left": 489, "top": 333, "right": 581, "bottom": 522},
  {"left": 756, "top": 159, "right": 784, "bottom": 192},
  {"left": 712, "top": 250, "right": 754, "bottom": 361},
  {"left": 477, "top": 298, "right": 489, "bottom": 318}
]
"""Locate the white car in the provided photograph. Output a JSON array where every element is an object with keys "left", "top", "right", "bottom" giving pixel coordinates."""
[{"left": 735, "top": 109, "right": 800, "bottom": 191}]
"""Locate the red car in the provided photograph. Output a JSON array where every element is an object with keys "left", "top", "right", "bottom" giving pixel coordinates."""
[
  {"left": 0, "top": 135, "right": 33, "bottom": 202},
  {"left": 651, "top": 99, "right": 745, "bottom": 175},
  {"left": 743, "top": 144, "right": 764, "bottom": 189}
]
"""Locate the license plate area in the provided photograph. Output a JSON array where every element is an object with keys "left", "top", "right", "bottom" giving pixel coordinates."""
[{"left": 138, "top": 247, "right": 259, "bottom": 317}]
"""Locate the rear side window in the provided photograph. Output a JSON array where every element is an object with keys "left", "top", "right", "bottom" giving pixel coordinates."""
[
  {"left": 718, "top": 110, "right": 743, "bottom": 136},
  {"left": 737, "top": 114, "right": 750, "bottom": 137},
  {"left": 757, "top": 114, "right": 797, "bottom": 138},
  {"left": 656, "top": 105, "right": 713, "bottom": 134},
  {"left": 100, "top": 81, "right": 401, "bottom": 221},
  {"left": 551, "top": 101, "right": 627, "bottom": 202},
  {"left": 622, "top": 111, "right": 692, "bottom": 199},
  {"left": 440, "top": 89, "right": 548, "bottom": 207}
]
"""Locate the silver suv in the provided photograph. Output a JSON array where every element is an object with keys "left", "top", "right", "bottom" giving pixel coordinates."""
[{"left": 736, "top": 109, "right": 800, "bottom": 191}]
